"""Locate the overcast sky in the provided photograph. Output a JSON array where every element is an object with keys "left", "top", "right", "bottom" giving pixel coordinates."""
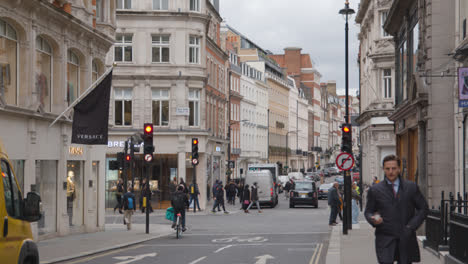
[{"left": 220, "top": 0, "right": 361, "bottom": 96}]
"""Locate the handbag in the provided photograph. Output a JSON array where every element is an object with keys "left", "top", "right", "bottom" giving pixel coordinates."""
[{"left": 244, "top": 200, "right": 250, "bottom": 205}]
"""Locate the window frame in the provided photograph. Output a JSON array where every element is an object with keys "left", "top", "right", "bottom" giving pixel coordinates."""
[
  {"left": 0, "top": 19, "right": 18, "bottom": 106},
  {"left": 382, "top": 68, "right": 392, "bottom": 99},
  {"left": 116, "top": 0, "right": 131, "bottom": 10},
  {"left": 190, "top": 0, "right": 200, "bottom": 12},
  {"left": 381, "top": 11, "right": 390, "bottom": 37},
  {"left": 189, "top": 36, "right": 201, "bottom": 64},
  {"left": 96, "top": 0, "right": 104, "bottom": 22},
  {"left": 36, "top": 36, "right": 53, "bottom": 112},
  {"left": 114, "top": 87, "right": 133, "bottom": 126},
  {"left": 153, "top": 0, "right": 169, "bottom": 10},
  {"left": 151, "top": 35, "right": 170, "bottom": 63},
  {"left": 152, "top": 89, "right": 170, "bottom": 126},
  {"left": 189, "top": 89, "right": 200, "bottom": 127},
  {"left": 114, "top": 34, "right": 133, "bottom": 63},
  {"left": 67, "top": 50, "right": 80, "bottom": 106}
]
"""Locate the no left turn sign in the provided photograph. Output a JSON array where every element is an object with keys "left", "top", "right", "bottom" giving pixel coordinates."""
[
  {"left": 144, "top": 154, "right": 153, "bottom": 162},
  {"left": 336, "top": 152, "right": 355, "bottom": 171}
]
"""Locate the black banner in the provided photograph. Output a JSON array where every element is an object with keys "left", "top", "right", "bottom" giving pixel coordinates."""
[{"left": 71, "top": 71, "right": 112, "bottom": 145}]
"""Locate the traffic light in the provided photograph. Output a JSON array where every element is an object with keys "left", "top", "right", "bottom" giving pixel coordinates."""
[
  {"left": 143, "top": 123, "right": 154, "bottom": 156},
  {"left": 341, "top": 123, "right": 352, "bottom": 154},
  {"left": 125, "top": 154, "right": 131, "bottom": 162},
  {"left": 191, "top": 138, "right": 199, "bottom": 166},
  {"left": 116, "top": 152, "right": 124, "bottom": 170}
]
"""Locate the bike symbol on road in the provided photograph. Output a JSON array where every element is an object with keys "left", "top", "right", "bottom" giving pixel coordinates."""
[
  {"left": 212, "top": 236, "right": 268, "bottom": 243},
  {"left": 113, "top": 253, "right": 157, "bottom": 264}
]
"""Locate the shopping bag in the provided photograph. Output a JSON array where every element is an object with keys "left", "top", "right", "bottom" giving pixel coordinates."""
[{"left": 165, "top": 207, "right": 174, "bottom": 221}]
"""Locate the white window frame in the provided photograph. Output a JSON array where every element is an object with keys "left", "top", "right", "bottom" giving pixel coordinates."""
[
  {"left": 381, "top": 11, "right": 390, "bottom": 37},
  {"left": 190, "top": 0, "right": 200, "bottom": 12},
  {"left": 151, "top": 35, "right": 170, "bottom": 63},
  {"left": 114, "top": 88, "right": 133, "bottom": 126},
  {"left": 153, "top": 0, "right": 168, "bottom": 10},
  {"left": 189, "top": 36, "right": 200, "bottom": 64},
  {"left": 383, "top": 69, "right": 392, "bottom": 99},
  {"left": 67, "top": 50, "right": 80, "bottom": 106},
  {"left": 152, "top": 89, "right": 170, "bottom": 126},
  {"left": 189, "top": 89, "right": 200, "bottom": 127},
  {"left": 114, "top": 34, "right": 133, "bottom": 62},
  {"left": 36, "top": 36, "right": 52, "bottom": 111},
  {"left": 96, "top": 0, "right": 104, "bottom": 22},
  {"left": 116, "top": 0, "right": 131, "bottom": 10}
]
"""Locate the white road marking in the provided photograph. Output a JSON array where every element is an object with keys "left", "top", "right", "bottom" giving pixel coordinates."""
[
  {"left": 141, "top": 242, "right": 317, "bottom": 247},
  {"left": 185, "top": 231, "right": 328, "bottom": 237},
  {"left": 188, "top": 256, "right": 207, "bottom": 264},
  {"left": 113, "top": 253, "right": 157, "bottom": 264},
  {"left": 254, "top": 254, "right": 275, "bottom": 264},
  {"left": 214, "top": 244, "right": 233, "bottom": 253}
]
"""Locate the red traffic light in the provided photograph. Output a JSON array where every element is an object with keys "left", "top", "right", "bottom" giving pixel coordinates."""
[
  {"left": 343, "top": 126, "right": 350, "bottom": 133},
  {"left": 144, "top": 124, "right": 153, "bottom": 134},
  {"left": 125, "top": 154, "right": 131, "bottom": 161},
  {"left": 193, "top": 139, "right": 198, "bottom": 145}
]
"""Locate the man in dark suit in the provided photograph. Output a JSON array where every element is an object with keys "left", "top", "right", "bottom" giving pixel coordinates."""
[
  {"left": 365, "top": 155, "right": 428, "bottom": 264},
  {"left": 328, "top": 182, "right": 341, "bottom": 226}
]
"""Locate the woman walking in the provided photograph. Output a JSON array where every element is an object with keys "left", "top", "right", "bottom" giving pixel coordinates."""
[{"left": 242, "top": 184, "right": 251, "bottom": 213}]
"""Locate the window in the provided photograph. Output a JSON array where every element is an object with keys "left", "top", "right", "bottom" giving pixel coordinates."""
[
  {"left": 400, "top": 40, "right": 407, "bottom": 101},
  {"left": 153, "top": 0, "right": 168, "bottom": 10},
  {"left": 152, "top": 89, "right": 169, "bottom": 126},
  {"left": 152, "top": 35, "right": 170, "bottom": 63},
  {"left": 114, "top": 34, "right": 133, "bottom": 62},
  {"left": 67, "top": 50, "right": 79, "bottom": 106},
  {"left": 36, "top": 36, "right": 52, "bottom": 112},
  {"left": 411, "top": 23, "right": 419, "bottom": 74},
  {"left": 381, "top": 11, "right": 389, "bottom": 37},
  {"left": 116, "top": 0, "right": 131, "bottom": 9},
  {"left": 0, "top": 19, "right": 18, "bottom": 106},
  {"left": 189, "top": 36, "right": 200, "bottom": 64},
  {"left": 189, "top": 89, "right": 200, "bottom": 126},
  {"left": 383, "top": 69, "right": 392, "bottom": 99},
  {"left": 92, "top": 60, "right": 99, "bottom": 83},
  {"left": 2, "top": 159, "right": 22, "bottom": 219},
  {"left": 190, "top": 0, "right": 200, "bottom": 11},
  {"left": 114, "top": 88, "right": 132, "bottom": 126},
  {"left": 96, "top": 0, "right": 104, "bottom": 22}
]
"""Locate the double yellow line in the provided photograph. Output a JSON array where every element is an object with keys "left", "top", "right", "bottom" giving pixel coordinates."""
[{"left": 309, "top": 243, "right": 323, "bottom": 264}]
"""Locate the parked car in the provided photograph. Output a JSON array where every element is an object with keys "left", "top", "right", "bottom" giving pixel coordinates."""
[
  {"left": 328, "top": 166, "right": 340, "bottom": 175},
  {"left": 244, "top": 170, "right": 278, "bottom": 207},
  {"left": 0, "top": 140, "right": 42, "bottom": 264},
  {"left": 289, "top": 180, "right": 318, "bottom": 208},
  {"left": 318, "top": 183, "right": 333, "bottom": 199}
]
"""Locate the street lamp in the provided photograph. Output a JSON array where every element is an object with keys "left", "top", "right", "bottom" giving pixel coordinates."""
[{"left": 339, "top": 0, "right": 355, "bottom": 235}]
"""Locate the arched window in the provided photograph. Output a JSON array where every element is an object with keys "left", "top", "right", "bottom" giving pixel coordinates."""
[
  {"left": 92, "top": 60, "right": 99, "bottom": 83},
  {"left": 36, "top": 36, "right": 52, "bottom": 112},
  {"left": 0, "top": 19, "right": 18, "bottom": 105},
  {"left": 67, "top": 50, "right": 79, "bottom": 106}
]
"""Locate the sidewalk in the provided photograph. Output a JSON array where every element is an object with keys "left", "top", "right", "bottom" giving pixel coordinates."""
[
  {"left": 38, "top": 223, "right": 173, "bottom": 264},
  {"left": 325, "top": 221, "right": 445, "bottom": 264}
]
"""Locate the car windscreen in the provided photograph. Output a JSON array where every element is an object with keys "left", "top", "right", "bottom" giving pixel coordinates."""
[{"left": 294, "top": 182, "right": 314, "bottom": 191}]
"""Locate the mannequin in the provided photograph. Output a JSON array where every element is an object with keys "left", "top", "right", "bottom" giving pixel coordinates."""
[{"left": 67, "top": 170, "right": 75, "bottom": 226}]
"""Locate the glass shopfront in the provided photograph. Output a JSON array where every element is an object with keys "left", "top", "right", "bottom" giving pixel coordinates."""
[
  {"left": 66, "top": 161, "right": 83, "bottom": 227},
  {"left": 35, "top": 160, "right": 57, "bottom": 235}
]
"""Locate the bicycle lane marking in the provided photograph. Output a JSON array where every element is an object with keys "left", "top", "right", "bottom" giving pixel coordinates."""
[
  {"left": 188, "top": 256, "right": 207, "bottom": 264},
  {"left": 214, "top": 244, "right": 233, "bottom": 253}
]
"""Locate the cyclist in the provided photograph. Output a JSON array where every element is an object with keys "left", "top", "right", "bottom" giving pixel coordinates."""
[{"left": 171, "top": 185, "right": 188, "bottom": 232}]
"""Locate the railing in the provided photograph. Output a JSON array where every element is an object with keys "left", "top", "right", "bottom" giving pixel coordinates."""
[{"left": 449, "top": 213, "right": 468, "bottom": 263}]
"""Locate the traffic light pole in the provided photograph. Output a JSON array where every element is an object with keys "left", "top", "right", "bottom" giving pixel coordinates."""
[
  {"left": 123, "top": 141, "right": 128, "bottom": 192},
  {"left": 145, "top": 163, "right": 150, "bottom": 234},
  {"left": 130, "top": 138, "right": 135, "bottom": 191},
  {"left": 193, "top": 164, "right": 197, "bottom": 213}
]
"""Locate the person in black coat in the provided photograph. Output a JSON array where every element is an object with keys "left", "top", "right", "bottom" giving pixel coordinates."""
[
  {"left": 327, "top": 182, "right": 341, "bottom": 225},
  {"left": 242, "top": 184, "right": 251, "bottom": 212},
  {"left": 365, "top": 155, "right": 428, "bottom": 264}
]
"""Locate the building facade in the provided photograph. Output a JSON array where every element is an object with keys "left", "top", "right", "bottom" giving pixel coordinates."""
[
  {"left": 356, "top": 0, "right": 396, "bottom": 185},
  {"left": 107, "top": 0, "right": 226, "bottom": 210},
  {"left": 0, "top": 0, "right": 115, "bottom": 239}
]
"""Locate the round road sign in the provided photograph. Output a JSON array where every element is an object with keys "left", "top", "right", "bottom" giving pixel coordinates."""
[
  {"left": 192, "top": 158, "right": 199, "bottom": 165},
  {"left": 144, "top": 154, "right": 153, "bottom": 162},
  {"left": 336, "top": 152, "right": 355, "bottom": 171}
]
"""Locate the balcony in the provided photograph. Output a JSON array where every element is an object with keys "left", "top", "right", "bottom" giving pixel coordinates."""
[
  {"left": 311, "top": 146, "right": 323, "bottom": 153},
  {"left": 295, "top": 149, "right": 303, "bottom": 155}
]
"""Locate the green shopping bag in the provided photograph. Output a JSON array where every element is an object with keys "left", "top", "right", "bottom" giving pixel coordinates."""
[{"left": 165, "top": 207, "right": 174, "bottom": 221}]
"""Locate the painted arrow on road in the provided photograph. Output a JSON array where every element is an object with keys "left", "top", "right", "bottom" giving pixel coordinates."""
[
  {"left": 113, "top": 253, "right": 157, "bottom": 264},
  {"left": 254, "top": 254, "right": 275, "bottom": 264}
]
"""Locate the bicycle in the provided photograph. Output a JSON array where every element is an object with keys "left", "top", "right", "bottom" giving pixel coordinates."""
[{"left": 175, "top": 212, "right": 182, "bottom": 239}]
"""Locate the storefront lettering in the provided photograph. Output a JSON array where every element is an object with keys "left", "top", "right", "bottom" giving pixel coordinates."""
[
  {"left": 107, "top": 141, "right": 143, "bottom": 148},
  {"left": 69, "top": 147, "right": 84, "bottom": 156}
]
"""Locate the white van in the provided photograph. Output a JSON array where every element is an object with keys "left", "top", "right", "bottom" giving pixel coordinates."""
[{"left": 244, "top": 170, "right": 278, "bottom": 207}]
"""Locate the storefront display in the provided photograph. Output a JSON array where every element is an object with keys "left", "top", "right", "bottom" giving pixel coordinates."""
[{"left": 67, "top": 161, "right": 83, "bottom": 227}]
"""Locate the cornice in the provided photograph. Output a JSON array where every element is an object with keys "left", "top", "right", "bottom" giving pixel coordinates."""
[{"left": 388, "top": 96, "right": 428, "bottom": 121}]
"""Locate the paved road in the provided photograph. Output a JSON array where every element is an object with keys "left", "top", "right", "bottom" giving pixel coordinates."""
[{"left": 64, "top": 186, "right": 333, "bottom": 264}]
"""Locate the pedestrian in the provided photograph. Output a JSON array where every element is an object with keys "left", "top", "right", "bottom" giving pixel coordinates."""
[
  {"left": 114, "top": 178, "right": 124, "bottom": 214},
  {"left": 351, "top": 182, "right": 361, "bottom": 224},
  {"left": 141, "top": 178, "right": 153, "bottom": 213},
  {"left": 212, "top": 181, "right": 229, "bottom": 214},
  {"left": 238, "top": 181, "right": 244, "bottom": 207},
  {"left": 171, "top": 185, "right": 188, "bottom": 232},
  {"left": 243, "top": 184, "right": 251, "bottom": 213},
  {"left": 212, "top": 180, "right": 221, "bottom": 211},
  {"left": 365, "top": 154, "right": 428, "bottom": 264},
  {"left": 246, "top": 182, "right": 262, "bottom": 213},
  {"left": 189, "top": 182, "right": 201, "bottom": 212},
  {"left": 327, "top": 182, "right": 340, "bottom": 226},
  {"left": 284, "top": 179, "right": 293, "bottom": 199},
  {"left": 122, "top": 188, "right": 136, "bottom": 230},
  {"left": 372, "top": 176, "right": 380, "bottom": 186},
  {"left": 228, "top": 180, "right": 238, "bottom": 205}
]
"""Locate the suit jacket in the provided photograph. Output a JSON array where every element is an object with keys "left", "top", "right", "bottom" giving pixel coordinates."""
[
  {"left": 365, "top": 177, "right": 428, "bottom": 263},
  {"left": 327, "top": 187, "right": 340, "bottom": 207}
]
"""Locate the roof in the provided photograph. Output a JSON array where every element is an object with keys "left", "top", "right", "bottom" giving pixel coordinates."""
[
  {"left": 301, "top": 54, "right": 313, "bottom": 68},
  {"left": 269, "top": 55, "right": 285, "bottom": 67}
]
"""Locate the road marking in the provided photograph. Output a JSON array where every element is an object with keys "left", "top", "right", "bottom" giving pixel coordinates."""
[
  {"left": 309, "top": 243, "right": 323, "bottom": 264},
  {"left": 184, "top": 231, "right": 328, "bottom": 236},
  {"left": 61, "top": 245, "right": 143, "bottom": 264},
  {"left": 188, "top": 256, "right": 207, "bottom": 264},
  {"left": 288, "top": 248, "right": 314, "bottom": 252},
  {"left": 314, "top": 243, "right": 323, "bottom": 264},
  {"left": 254, "top": 254, "right": 275, "bottom": 264},
  {"left": 113, "top": 253, "right": 157, "bottom": 264},
  {"left": 214, "top": 244, "right": 233, "bottom": 253},
  {"left": 141, "top": 242, "right": 317, "bottom": 247},
  {"left": 212, "top": 236, "right": 268, "bottom": 243}
]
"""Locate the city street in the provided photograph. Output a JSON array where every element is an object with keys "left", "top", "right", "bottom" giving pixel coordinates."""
[{"left": 62, "top": 198, "right": 331, "bottom": 264}]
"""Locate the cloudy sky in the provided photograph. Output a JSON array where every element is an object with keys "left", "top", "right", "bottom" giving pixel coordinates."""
[{"left": 220, "top": 0, "right": 361, "bottom": 96}]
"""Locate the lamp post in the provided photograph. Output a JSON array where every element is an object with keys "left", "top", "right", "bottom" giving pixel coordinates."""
[{"left": 339, "top": 0, "right": 355, "bottom": 235}]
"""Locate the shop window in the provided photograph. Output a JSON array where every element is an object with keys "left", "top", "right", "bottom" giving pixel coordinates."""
[
  {"left": 67, "top": 50, "right": 80, "bottom": 106},
  {"left": 116, "top": 0, "right": 131, "bottom": 9},
  {"left": 0, "top": 19, "right": 18, "bottom": 106},
  {"left": 189, "top": 36, "right": 200, "bottom": 64},
  {"left": 36, "top": 36, "right": 52, "bottom": 112},
  {"left": 153, "top": 0, "right": 168, "bottom": 10},
  {"left": 66, "top": 161, "right": 83, "bottom": 227},
  {"left": 383, "top": 69, "right": 392, "bottom": 99},
  {"left": 190, "top": 0, "right": 200, "bottom": 11},
  {"left": 189, "top": 89, "right": 200, "bottom": 126},
  {"left": 1, "top": 159, "right": 22, "bottom": 219},
  {"left": 114, "top": 87, "right": 132, "bottom": 126},
  {"left": 115, "top": 34, "right": 133, "bottom": 62},
  {"left": 152, "top": 89, "right": 169, "bottom": 126},
  {"left": 152, "top": 35, "right": 170, "bottom": 63},
  {"left": 35, "top": 160, "right": 57, "bottom": 235}
]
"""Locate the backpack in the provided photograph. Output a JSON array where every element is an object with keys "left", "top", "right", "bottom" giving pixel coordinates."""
[
  {"left": 172, "top": 192, "right": 186, "bottom": 210},
  {"left": 127, "top": 197, "right": 134, "bottom": 209}
]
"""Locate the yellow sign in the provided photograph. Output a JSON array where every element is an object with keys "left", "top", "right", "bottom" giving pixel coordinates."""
[{"left": 69, "top": 147, "right": 84, "bottom": 156}]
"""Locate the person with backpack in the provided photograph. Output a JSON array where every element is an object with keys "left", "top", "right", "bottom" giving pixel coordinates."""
[
  {"left": 122, "top": 189, "right": 136, "bottom": 230},
  {"left": 212, "top": 181, "right": 229, "bottom": 214},
  {"left": 228, "top": 181, "right": 238, "bottom": 205},
  {"left": 171, "top": 185, "right": 189, "bottom": 232},
  {"left": 189, "top": 182, "right": 201, "bottom": 212}
]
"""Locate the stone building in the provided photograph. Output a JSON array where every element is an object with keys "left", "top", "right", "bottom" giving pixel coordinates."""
[{"left": 0, "top": 0, "right": 115, "bottom": 239}]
